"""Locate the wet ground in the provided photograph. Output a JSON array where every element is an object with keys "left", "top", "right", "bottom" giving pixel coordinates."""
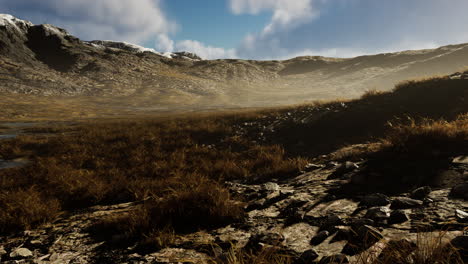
[{"left": 0, "top": 122, "right": 40, "bottom": 169}]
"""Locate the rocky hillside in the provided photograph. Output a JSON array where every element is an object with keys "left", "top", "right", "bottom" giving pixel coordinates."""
[
  {"left": 0, "top": 73, "right": 467, "bottom": 263},
  {"left": 1, "top": 14, "right": 468, "bottom": 109}
]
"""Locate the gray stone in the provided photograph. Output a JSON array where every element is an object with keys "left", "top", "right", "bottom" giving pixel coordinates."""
[
  {"left": 360, "top": 193, "right": 390, "bottom": 207},
  {"left": 342, "top": 225, "right": 383, "bottom": 256},
  {"left": 389, "top": 210, "right": 409, "bottom": 224},
  {"left": 321, "top": 215, "right": 344, "bottom": 230},
  {"left": 330, "top": 227, "right": 352, "bottom": 243},
  {"left": 296, "top": 249, "right": 319, "bottom": 263},
  {"left": 364, "top": 207, "right": 390, "bottom": 222},
  {"left": 0, "top": 246, "right": 6, "bottom": 256},
  {"left": 450, "top": 184, "right": 468, "bottom": 200},
  {"left": 245, "top": 232, "right": 285, "bottom": 251},
  {"left": 347, "top": 217, "right": 375, "bottom": 227},
  {"left": 455, "top": 209, "right": 468, "bottom": 223},
  {"left": 410, "top": 186, "right": 432, "bottom": 200},
  {"left": 263, "top": 182, "right": 280, "bottom": 192},
  {"left": 9, "top": 248, "right": 33, "bottom": 259},
  {"left": 328, "top": 162, "right": 359, "bottom": 179},
  {"left": 304, "top": 163, "right": 324, "bottom": 172},
  {"left": 390, "top": 197, "right": 423, "bottom": 209},
  {"left": 310, "top": 230, "right": 330, "bottom": 246},
  {"left": 354, "top": 225, "right": 384, "bottom": 242}
]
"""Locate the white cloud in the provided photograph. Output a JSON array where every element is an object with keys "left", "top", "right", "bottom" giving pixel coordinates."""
[
  {"left": 155, "top": 34, "right": 174, "bottom": 52},
  {"left": 229, "top": 0, "right": 321, "bottom": 59},
  {"left": 0, "top": 0, "right": 177, "bottom": 47},
  {"left": 175, "top": 40, "right": 237, "bottom": 60},
  {"left": 230, "top": 0, "right": 317, "bottom": 34},
  {"left": 231, "top": 0, "right": 468, "bottom": 60}
]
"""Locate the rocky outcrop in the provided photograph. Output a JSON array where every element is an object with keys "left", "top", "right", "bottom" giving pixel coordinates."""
[{"left": 0, "top": 154, "right": 466, "bottom": 263}]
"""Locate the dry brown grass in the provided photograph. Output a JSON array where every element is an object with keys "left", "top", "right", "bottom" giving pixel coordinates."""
[
  {"left": 0, "top": 186, "right": 60, "bottom": 233},
  {"left": 383, "top": 114, "right": 468, "bottom": 157},
  {"left": 350, "top": 114, "right": 468, "bottom": 193},
  {"left": 0, "top": 114, "right": 308, "bottom": 236},
  {"left": 355, "top": 232, "right": 464, "bottom": 264},
  {"left": 91, "top": 179, "right": 244, "bottom": 251}
]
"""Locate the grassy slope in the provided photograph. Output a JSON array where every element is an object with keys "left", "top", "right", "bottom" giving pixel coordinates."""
[{"left": 0, "top": 74, "right": 466, "bottom": 261}]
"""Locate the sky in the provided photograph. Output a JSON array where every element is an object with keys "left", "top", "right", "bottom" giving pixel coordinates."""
[{"left": 2, "top": 0, "right": 468, "bottom": 60}]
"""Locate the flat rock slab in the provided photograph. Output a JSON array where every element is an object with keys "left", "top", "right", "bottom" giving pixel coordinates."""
[{"left": 306, "top": 199, "right": 359, "bottom": 219}]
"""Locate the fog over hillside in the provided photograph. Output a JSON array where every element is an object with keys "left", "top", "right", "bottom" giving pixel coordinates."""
[{"left": 1, "top": 14, "right": 468, "bottom": 112}]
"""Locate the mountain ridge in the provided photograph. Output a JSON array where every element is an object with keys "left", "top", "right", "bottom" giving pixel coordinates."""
[{"left": 1, "top": 14, "right": 468, "bottom": 109}]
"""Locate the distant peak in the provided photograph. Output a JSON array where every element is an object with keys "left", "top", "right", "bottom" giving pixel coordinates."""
[{"left": 0, "top": 14, "right": 33, "bottom": 29}]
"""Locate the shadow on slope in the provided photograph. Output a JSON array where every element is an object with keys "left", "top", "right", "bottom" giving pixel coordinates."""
[{"left": 270, "top": 76, "right": 468, "bottom": 158}]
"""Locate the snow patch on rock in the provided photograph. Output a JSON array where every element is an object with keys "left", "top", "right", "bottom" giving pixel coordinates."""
[
  {"left": 0, "top": 14, "right": 33, "bottom": 31},
  {"left": 90, "top": 40, "right": 164, "bottom": 55}
]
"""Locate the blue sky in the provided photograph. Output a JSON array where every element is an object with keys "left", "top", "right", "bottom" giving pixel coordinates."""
[{"left": 2, "top": 0, "right": 468, "bottom": 60}]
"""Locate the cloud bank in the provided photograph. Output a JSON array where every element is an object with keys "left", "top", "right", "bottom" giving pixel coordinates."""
[
  {"left": 0, "top": 0, "right": 176, "bottom": 47},
  {"left": 230, "top": 0, "right": 468, "bottom": 59},
  {"left": 2, "top": 0, "right": 468, "bottom": 60}
]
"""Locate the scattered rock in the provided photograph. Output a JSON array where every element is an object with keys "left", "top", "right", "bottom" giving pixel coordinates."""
[
  {"left": 360, "top": 193, "right": 390, "bottom": 207},
  {"left": 0, "top": 246, "right": 6, "bottom": 256},
  {"left": 9, "top": 247, "right": 33, "bottom": 259},
  {"left": 347, "top": 218, "right": 374, "bottom": 227},
  {"left": 364, "top": 207, "right": 390, "bottom": 224},
  {"left": 295, "top": 249, "right": 319, "bottom": 263},
  {"left": 423, "top": 198, "right": 434, "bottom": 205},
  {"left": 310, "top": 231, "right": 330, "bottom": 246},
  {"left": 319, "top": 254, "right": 349, "bottom": 264},
  {"left": 342, "top": 225, "right": 384, "bottom": 255},
  {"left": 328, "top": 162, "right": 359, "bottom": 179},
  {"left": 390, "top": 197, "right": 423, "bottom": 209},
  {"left": 263, "top": 182, "right": 280, "bottom": 192},
  {"left": 304, "top": 163, "right": 324, "bottom": 172},
  {"left": 455, "top": 209, "right": 468, "bottom": 223},
  {"left": 389, "top": 210, "right": 409, "bottom": 224},
  {"left": 320, "top": 215, "right": 344, "bottom": 230},
  {"left": 452, "top": 156, "right": 468, "bottom": 164},
  {"left": 245, "top": 232, "right": 285, "bottom": 251},
  {"left": 410, "top": 186, "right": 432, "bottom": 200},
  {"left": 450, "top": 184, "right": 468, "bottom": 200},
  {"left": 330, "top": 227, "right": 352, "bottom": 243}
]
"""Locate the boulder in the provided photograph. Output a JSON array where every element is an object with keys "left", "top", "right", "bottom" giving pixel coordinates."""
[
  {"left": 330, "top": 227, "right": 352, "bottom": 243},
  {"left": 450, "top": 184, "right": 468, "bottom": 200},
  {"left": 310, "top": 230, "right": 330, "bottom": 246},
  {"left": 364, "top": 207, "right": 390, "bottom": 223},
  {"left": 455, "top": 209, "right": 468, "bottom": 223},
  {"left": 389, "top": 210, "right": 409, "bottom": 224},
  {"left": 263, "top": 182, "right": 280, "bottom": 192},
  {"left": 342, "top": 225, "right": 384, "bottom": 256},
  {"left": 328, "top": 162, "right": 359, "bottom": 179},
  {"left": 245, "top": 232, "right": 285, "bottom": 251},
  {"left": 320, "top": 215, "right": 344, "bottom": 231},
  {"left": 9, "top": 248, "right": 33, "bottom": 259},
  {"left": 390, "top": 197, "right": 423, "bottom": 209},
  {"left": 410, "top": 186, "right": 432, "bottom": 200},
  {"left": 360, "top": 193, "right": 390, "bottom": 207},
  {"left": 295, "top": 249, "right": 319, "bottom": 263}
]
